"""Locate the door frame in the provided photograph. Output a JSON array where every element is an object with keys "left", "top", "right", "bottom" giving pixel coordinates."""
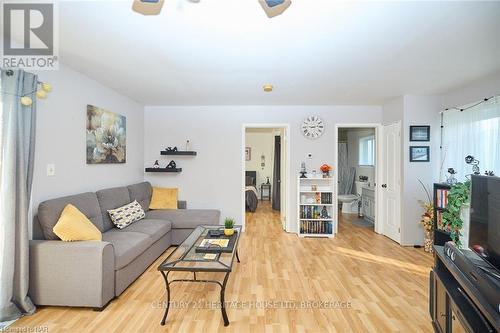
[
  {"left": 242, "top": 123, "right": 291, "bottom": 232},
  {"left": 333, "top": 123, "right": 383, "bottom": 235}
]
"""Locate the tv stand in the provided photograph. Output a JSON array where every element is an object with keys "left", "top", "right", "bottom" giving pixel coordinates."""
[{"left": 430, "top": 246, "right": 499, "bottom": 333}]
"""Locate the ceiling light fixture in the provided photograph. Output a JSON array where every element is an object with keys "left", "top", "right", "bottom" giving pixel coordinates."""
[
  {"left": 259, "top": 0, "right": 292, "bottom": 18},
  {"left": 263, "top": 84, "right": 273, "bottom": 92}
]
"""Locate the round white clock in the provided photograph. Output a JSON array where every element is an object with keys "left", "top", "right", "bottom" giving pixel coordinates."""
[{"left": 301, "top": 116, "right": 325, "bottom": 139}]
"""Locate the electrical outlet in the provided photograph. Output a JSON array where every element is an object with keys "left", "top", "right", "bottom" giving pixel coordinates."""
[{"left": 46, "top": 164, "right": 55, "bottom": 176}]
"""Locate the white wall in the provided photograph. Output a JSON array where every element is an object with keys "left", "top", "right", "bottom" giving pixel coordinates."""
[
  {"left": 144, "top": 106, "right": 382, "bottom": 232},
  {"left": 402, "top": 95, "right": 441, "bottom": 246},
  {"left": 32, "top": 64, "right": 144, "bottom": 225},
  {"left": 245, "top": 129, "right": 275, "bottom": 191},
  {"left": 382, "top": 95, "right": 440, "bottom": 246}
]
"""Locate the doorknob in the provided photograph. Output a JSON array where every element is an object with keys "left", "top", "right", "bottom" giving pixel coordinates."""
[{"left": 381, "top": 184, "right": 387, "bottom": 188}]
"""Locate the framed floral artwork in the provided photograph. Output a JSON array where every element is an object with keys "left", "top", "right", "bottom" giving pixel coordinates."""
[{"left": 86, "top": 105, "right": 126, "bottom": 164}]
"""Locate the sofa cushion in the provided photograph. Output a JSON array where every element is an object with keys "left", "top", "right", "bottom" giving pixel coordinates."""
[
  {"left": 96, "top": 187, "right": 131, "bottom": 232},
  {"left": 102, "top": 231, "right": 152, "bottom": 270},
  {"left": 145, "top": 209, "right": 220, "bottom": 229},
  {"left": 38, "top": 192, "right": 104, "bottom": 240},
  {"left": 127, "top": 182, "right": 152, "bottom": 212},
  {"left": 120, "top": 219, "right": 172, "bottom": 243},
  {"left": 53, "top": 204, "right": 102, "bottom": 241},
  {"left": 107, "top": 200, "right": 145, "bottom": 229},
  {"left": 149, "top": 187, "right": 178, "bottom": 210}
]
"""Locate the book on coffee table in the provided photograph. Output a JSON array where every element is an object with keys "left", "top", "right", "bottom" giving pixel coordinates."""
[{"left": 195, "top": 231, "right": 238, "bottom": 253}]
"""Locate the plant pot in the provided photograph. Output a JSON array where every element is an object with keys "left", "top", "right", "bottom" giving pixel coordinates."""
[
  {"left": 322, "top": 171, "right": 330, "bottom": 178},
  {"left": 424, "top": 229, "right": 434, "bottom": 253},
  {"left": 224, "top": 228, "right": 234, "bottom": 236}
]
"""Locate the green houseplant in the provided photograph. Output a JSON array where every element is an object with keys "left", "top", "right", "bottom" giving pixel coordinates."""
[
  {"left": 224, "top": 217, "right": 235, "bottom": 236},
  {"left": 442, "top": 181, "right": 470, "bottom": 247}
]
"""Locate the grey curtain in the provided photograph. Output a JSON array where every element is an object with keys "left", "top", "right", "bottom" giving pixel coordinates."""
[
  {"left": 338, "top": 143, "right": 349, "bottom": 194},
  {"left": 272, "top": 136, "right": 280, "bottom": 211},
  {"left": 0, "top": 69, "right": 37, "bottom": 321}
]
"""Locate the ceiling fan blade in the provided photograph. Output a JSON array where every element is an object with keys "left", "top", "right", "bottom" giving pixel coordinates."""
[
  {"left": 259, "top": 0, "right": 292, "bottom": 18},
  {"left": 132, "top": 0, "right": 165, "bottom": 15}
]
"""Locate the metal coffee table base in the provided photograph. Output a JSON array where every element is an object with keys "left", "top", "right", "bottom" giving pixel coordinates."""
[{"left": 160, "top": 250, "right": 240, "bottom": 327}]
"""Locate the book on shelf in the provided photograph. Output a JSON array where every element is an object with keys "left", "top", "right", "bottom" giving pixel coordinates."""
[
  {"left": 436, "top": 188, "right": 449, "bottom": 209},
  {"left": 436, "top": 211, "right": 451, "bottom": 232},
  {"left": 320, "top": 193, "right": 332, "bottom": 204},
  {"left": 299, "top": 206, "right": 331, "bottom": 219},
  {"left": 300, "top": 220, "right": 333, "bottom": 234}
]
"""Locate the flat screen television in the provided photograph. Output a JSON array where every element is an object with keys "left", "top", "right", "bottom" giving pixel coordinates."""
[{"left": 469, "top": 175, "right": 500, "bottom": 271}]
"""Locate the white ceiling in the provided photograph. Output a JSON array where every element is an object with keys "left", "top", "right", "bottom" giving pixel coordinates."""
[{"left": 54, "top": 0, "right": 500, "bottom": 105}]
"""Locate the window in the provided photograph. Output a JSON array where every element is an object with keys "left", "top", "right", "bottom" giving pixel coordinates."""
[
  {"left": 442, "top": 96, "right": 500, "bottom": 181},
  {"left": 359, "top": 135, "right": 375, "bottom": 166}
]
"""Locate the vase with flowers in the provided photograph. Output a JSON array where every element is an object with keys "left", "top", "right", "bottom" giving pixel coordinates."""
[
  {"left": 417, "top": 179, "right": 434, "bottom": 253},
  {"left": 320, "top": 164, "right": 332, "bottom": 178}
]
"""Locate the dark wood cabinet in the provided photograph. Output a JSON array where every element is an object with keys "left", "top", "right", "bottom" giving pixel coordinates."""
[
  {"left": 429, "top": 246, "right": 498, "bottom": 333},
  {"left": 433, "top": 274, "right": 448, "bottom": 333}
]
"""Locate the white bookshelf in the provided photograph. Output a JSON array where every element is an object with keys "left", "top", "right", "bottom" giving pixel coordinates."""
[{"left": 297, "top": 176, "right": 335, "bottom": 238}]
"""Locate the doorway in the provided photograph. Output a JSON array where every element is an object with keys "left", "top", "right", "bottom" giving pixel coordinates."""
[
  {"left": 334, "top": 126, "right": 379, "bottom": 235},
  {"left": 242, "top": 124, "right": 290, "bottom": 232}
]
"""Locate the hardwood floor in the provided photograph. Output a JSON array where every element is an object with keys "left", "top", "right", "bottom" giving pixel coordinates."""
[{"left": 13, "top": 202, "right": 433, "bottom": 332}]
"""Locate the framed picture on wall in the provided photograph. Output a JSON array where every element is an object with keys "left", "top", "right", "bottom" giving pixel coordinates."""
[
  {"left": 409, "top": 146, "right": 430, "bottom": 162},
  {"left": 245, "top": 147, "right": 251, "bottom": 161},
  {"left": 410, "top": 125, "right": 430, "bottom": 141}
]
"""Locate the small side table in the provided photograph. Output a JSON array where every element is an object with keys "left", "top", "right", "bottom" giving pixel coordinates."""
[{"left": 260, "top": 183, "right": 271, "bottom": 201}]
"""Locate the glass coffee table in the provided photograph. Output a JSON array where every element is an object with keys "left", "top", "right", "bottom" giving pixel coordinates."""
[{"left": 158, "top": 225, "right": 241, "bottom": 327}]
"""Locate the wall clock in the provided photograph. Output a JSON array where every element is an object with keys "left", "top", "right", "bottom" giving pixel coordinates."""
[{"left": 301, "top": 116, "right": 325, "bottom": 139}]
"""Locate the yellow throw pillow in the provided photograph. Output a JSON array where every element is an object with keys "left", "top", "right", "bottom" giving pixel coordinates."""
[
  {"left": 53, "top": 204, "right": 102, "bottom": 241},
  {"left": 149, "top": 187, "right": 178, "bottom": 210}
]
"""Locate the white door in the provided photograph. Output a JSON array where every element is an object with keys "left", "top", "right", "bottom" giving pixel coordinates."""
[{"left": 382, "top": 122, "right": 401, "bottom": 243}]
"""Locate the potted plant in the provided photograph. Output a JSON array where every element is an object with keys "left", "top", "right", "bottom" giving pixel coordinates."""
[
  {"left": 442, "top": 181, "right": 470, "bottom": 248},
  {"left": 224, "top": 217, "right": 235, "bottom": 236},
  {"left": 320, "top": 164, "right": 332, "bottom": 178}
]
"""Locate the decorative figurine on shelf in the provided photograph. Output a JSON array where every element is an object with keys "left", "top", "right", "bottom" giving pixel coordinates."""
[
  {"left": 320, "top": 164, "right": 332, "bottom": 178},
  {"left": 266, "top": 176, "right": 270, "bottom": 184},
  {"left": 166, "top": 160, "right": 177, "bottom": 169},
  {"left": 485, "top": 170, "right": 495, "bottom": 176},
  {"left": 185, "top": 140, "right": 191, "bottom": 151},
  {"left": 166, "top": 146, "right": 178, "bottom": 152},
  {"left": 300, "top": 161, "right": 307, "bottom": 178},
  {"left": 465, "top": 155, "right": 480, "bottom": 175},
  {"left": 321, "top": 206, "right": 329, "bottom": 219},
  {"left": 446, "top": 168, "right": 458, "bottom": 185},
  {"left": 153, "top": 160, "right": 160, "bottom": 169}
]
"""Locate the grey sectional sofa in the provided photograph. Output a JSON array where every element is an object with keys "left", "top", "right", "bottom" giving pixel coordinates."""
[{"left": 29, "top": 182, "right": 220, "bottom": 309}]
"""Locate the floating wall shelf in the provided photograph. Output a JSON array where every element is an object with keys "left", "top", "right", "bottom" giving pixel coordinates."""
[
  {"left": 145, "top": 168, "right": 182, "bottom": 173},
  {"left": 160, "top": 151, "right": 197, "bottom": 156}
]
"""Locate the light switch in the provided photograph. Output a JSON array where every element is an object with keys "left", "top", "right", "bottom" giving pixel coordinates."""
[{"left": 47, "top": 164, "right": 55, "bottom": 176}]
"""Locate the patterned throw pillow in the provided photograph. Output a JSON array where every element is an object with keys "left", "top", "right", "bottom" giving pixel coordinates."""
[{"left": 108, "top": 200, "right": 145, "bottom": 229}]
